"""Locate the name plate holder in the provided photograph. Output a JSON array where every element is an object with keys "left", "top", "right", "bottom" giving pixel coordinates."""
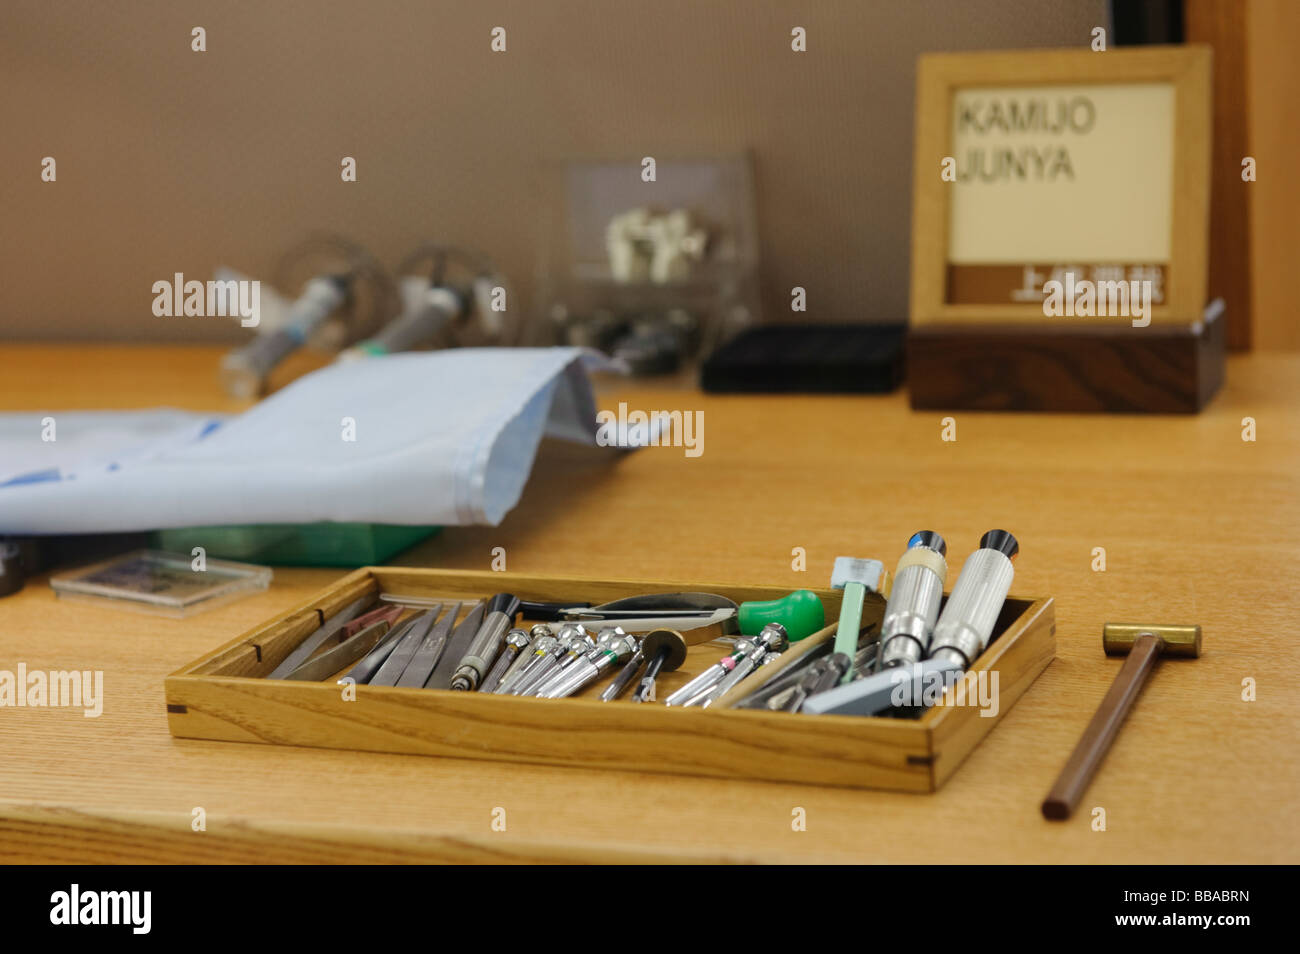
[{"left": 907, "top": 46, "right": 1223, "bottom": 413}]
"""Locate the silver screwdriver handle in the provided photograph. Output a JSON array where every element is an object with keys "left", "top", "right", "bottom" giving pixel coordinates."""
[
  {"left": 544, "top": 638, "right": 636, "bottom": 699},
  {"left": 450, "top": 610, "right": 514, "bottom": 691},
  {"left": 509, "top": 653, "right": 560, "bottom": 696},
  {"left": 495, "top": 640, "right": 555, "bottom": 695},
  {"left": 929, "top": 548, "right": 1014, "bottom": 669},
  {"left": 480, "top": 629, "right": 530, "bottom": 693},
  {"left": 700, "top": 648, "right": 766, "bottom": 708},
  {"left": 664, "top": 663, "right": 726, "bottom": 707},
  {"left": 540, "top": 656, "right": 602, "bottom": 699}
]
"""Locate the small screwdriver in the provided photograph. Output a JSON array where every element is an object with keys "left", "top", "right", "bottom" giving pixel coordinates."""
[
  {"left": 497, "top": 633, "right": 560, "bottom": 694},
  {"left": 600, "top": 640, "right": 646, "bottom": 701},
  {"left": 532, "top": 625, "right": 604, "bottom": 696},
  {"left": 541, "top": 633, "right": 639, "bottom": 699},
  {"left": 699, "top": 624, "right": 789, "bottom": 708},
  {"left": 493, "top": 624, "right": 551, "bottom": 694},
  {"left": 479, "top": 628, "right": 531, "bottom": 693},
  {"left": 665, "top": 637, "right": 760, "bottom": 707},
  {"left": 512, "top": 624, "right": 589, "bottom": 696}
]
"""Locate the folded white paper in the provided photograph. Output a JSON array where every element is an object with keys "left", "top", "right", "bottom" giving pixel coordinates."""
[{"left": 0, "top": 348, "right": 618, "bottom": 533}]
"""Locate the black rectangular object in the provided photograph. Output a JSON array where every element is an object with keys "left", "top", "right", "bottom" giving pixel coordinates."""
[{"left": 701, "top": 323, "right": 905, "bottom": 394}]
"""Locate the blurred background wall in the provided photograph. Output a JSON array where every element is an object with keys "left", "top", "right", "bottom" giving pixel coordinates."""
[
  {"left": 1, "top": 1, "right": 1292, "bottom": 347},
  {"left": 0, "top": 0, "right": 1108, "bottom": 342}
]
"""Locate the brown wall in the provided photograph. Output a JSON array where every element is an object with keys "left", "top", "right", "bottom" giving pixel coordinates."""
[
  {"left": 1247, "top": 0, "right": 1300, "bottom": 350},
  {"left": 0, "top": 0, "right": 1107, "bottom": 343}
]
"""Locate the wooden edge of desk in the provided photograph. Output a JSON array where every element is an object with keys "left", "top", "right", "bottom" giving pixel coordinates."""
[{"left": 0, "top": 800, "right": 765, "bottom": 865}]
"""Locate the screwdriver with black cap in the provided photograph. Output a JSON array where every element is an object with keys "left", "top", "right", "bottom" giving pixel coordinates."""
[
  {"left": 927, "top": 529, "right": 1018, "bottom": 670},
  {"left": 449, "top": 593, "right": 521, "bottom": 691}
]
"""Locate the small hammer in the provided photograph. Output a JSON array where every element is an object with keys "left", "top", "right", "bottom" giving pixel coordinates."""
[{"left": 1041, "top": 622, "right": 1201, "bottom": 820}]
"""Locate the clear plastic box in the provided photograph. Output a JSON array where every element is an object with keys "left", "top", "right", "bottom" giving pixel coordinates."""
[{"left": 534, "top": 153, "right": 762, "bottom": 374}]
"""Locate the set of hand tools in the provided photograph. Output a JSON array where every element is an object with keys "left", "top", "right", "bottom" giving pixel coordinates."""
[
  {"left": 263, "top": 586, "right": 828, "bottom": 702},
  {"left": 262, "top": 529, "right": 1019, "bottom": 717},
  {"left": 736, "top": 529, "right": 1019, "bottom": 716}
]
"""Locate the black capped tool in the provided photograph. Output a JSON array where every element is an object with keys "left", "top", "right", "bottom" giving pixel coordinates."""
[
  {"left": 630, "top": 628, "right": 689, "bottom": 703},
  {"left": 450, "top": 594, "right": 521, "bottom": 691},
  {"left": 927, "top": 530, "right": 1018, "bottom": 670}
]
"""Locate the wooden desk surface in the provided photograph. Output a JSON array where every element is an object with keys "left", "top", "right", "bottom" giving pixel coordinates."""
[{"left": 1, "top": 344, "right": 1296, "bottom": 864}]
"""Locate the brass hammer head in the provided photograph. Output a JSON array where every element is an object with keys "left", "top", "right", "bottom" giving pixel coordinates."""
[{"left": 1102, "top": 623, "right": 1201, "bottom": 658}]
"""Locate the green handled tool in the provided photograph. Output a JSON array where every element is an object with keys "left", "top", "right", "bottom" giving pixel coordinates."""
[
  {"left": 737, "top": 589, "right": 825, "bottom": 642},
  {"left": 830, "top": 557, "right": 886, "bottom": 683}
]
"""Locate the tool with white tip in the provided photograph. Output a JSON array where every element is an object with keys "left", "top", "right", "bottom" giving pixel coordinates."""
[{"left": 829, "top": 556, "right": 887, "bottom": 683}]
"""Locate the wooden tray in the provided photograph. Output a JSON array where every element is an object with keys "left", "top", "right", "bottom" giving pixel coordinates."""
[{"left": 165, "top": 567, "right": 1055, "bottom": 792}]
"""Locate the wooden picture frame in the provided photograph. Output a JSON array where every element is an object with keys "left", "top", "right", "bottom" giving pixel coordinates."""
[{"left": 910, "top": 45, "right": 1212, "bottom": 328}]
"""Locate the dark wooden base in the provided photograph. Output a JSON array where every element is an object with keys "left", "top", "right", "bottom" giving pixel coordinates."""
[{"left": 907, "top": 307, "right": 1225, "bottom": 413}]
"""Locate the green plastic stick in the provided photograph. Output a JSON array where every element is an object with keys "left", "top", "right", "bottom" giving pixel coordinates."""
[{"left": 833, "top": 581, "right": 865, "bottom": 681}]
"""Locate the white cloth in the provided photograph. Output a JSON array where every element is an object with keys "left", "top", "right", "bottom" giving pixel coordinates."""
[{"left": 0, "top": 348, "right": 616, "bottom": 532}]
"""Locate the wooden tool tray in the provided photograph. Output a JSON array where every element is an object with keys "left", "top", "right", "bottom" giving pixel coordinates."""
[{"left": 165, "top": 567, "right": 1055, "bottom": 791}]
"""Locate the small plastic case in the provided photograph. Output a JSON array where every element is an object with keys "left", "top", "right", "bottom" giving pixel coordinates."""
[{"left": 50, "top": 549, "right": 272, "bottom": 618}]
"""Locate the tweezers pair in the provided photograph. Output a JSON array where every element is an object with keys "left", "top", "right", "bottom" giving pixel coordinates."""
[{"left": 277, "top": 600, "right": 484, "bottom": 687}]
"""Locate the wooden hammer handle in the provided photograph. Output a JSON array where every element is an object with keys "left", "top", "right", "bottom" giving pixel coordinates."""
[{"left": 1042, "top": 632, "right": 1163, "bottom": 819}]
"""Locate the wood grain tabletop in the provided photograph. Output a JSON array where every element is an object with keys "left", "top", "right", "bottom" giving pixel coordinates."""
[{"left": 0, "top": 344, "right": 1295, "bottom": 863}]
